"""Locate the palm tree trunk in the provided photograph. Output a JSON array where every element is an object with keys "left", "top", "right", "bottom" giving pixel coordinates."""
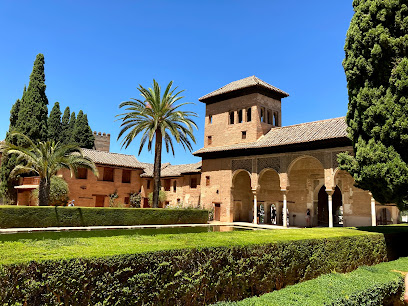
[
  {"left": 152, "top": 130, "right": 162, "bottom": 208},
  {"left": 38, "top": 177, "right": 50, "bottom": 206}
]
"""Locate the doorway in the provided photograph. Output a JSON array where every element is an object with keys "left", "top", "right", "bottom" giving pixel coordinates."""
[
  {"left": 95, "top": 195, "right": 105, "bottom": 207},
  {"left": 214, "top": 203, "right": 221, "bottom": 221}
]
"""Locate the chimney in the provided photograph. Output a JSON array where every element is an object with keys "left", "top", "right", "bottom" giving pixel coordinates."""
[{"left": 93, "top": 131, "right": 110, "bottom": 152}]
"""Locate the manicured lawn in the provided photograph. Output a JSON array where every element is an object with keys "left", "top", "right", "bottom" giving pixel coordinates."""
[{"left": 1, "top": 226, "right": 404, "bottom": 265}]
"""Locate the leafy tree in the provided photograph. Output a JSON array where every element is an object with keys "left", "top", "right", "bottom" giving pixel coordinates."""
[
  {"left": 148, "top": 190, "right": 167, "bottom": 207},
  {"left": 61, "top": 106, "right": 71, "bottom": 145},
  {"left": 338, "top": 0, "right": 408, "bottom": 209},
  {"left": 48, "top": 102, "right": 62, "bottom": 142},
  {"left": 68, "top": 111, "right": 76, "bottom": 143},
  {"left": 72, "top": 110, "right": 94, "bottom": 149},
  {"left": 31, "top": 176, "right": 69, "bottom": 206},
  {"left": 0, "top": 133, "right": 99, "bottom": 206},
  {"left": 117, "top": 80, "right": 197, "bottom": 208},
  {"left": 0, "top": 97, "right": 22, "bottom": 202},
  {"left": 15, "top": 53, "right": 48, "bottom": 144}
]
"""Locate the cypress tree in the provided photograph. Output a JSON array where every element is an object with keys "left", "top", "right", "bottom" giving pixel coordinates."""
[
  {"left": 15, "top": 53, "right": 49, "bottom": 144},
  {"left": 0, "top": 97, "right": 22, "bottom": 202},
  {"left": 338, "top": 0, "right": 408, "bottom": 209},
  {"left": 61, "top": 106, "right": 70, "bottom": 145},
  {"left": 68, "top": 111, "right": 76, "bottom": 143},
  {"left": 48, "top": 102, "right": 62, "bottom": 142},
  {"left": 72, "top": 111, "right": 94, "bottom": 148}
]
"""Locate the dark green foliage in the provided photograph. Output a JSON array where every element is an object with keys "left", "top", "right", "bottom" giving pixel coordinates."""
[
  {"left": 0, "top": 206, "right": 209, "bottom": 228},
  {"left": 47, "top": 102, "right": 62, "bottom": 142},
  {"left": 61, "top": 106, "right": 71, "bottom": 145},
  {"left": 68, "top": 111, "right": 76, "bottom": 143},
  {"left": 339, "top": 0, "right": 408, "bottom": 209},
  {"left": 15, "top": 53, "right": 48, "bottom": 143},
  {"left": 72, "top": 110, "right": 94, "bottom": 149},
  {"left": 0, "top": 234, "right": 397, "bottom": 305},
  {"left": 221, "top": 257, "right": 408, "bottom": 306},
  {"left": 0, "top": 54, "right": 49, "bottom": 202},
  {"left": 31, "top": 176, "right": 69, "bottom": 206}
]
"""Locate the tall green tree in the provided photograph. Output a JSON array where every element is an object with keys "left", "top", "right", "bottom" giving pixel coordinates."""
[
  {"left": 0, "top": 133, "right": 99, "bottom": 206},
  {"left": 15, "top": 53, "right": 49, "bottom": 144},
  {"left": 68, "top": 111, "right": 76, "bottom": 143},
  {"left": 0, "top": 96, "right": 22, "bottom": 202},
  {"left": 338, "top": 0, "right": 408, "bottom": 209},
  {"left": 48, "top": 102, "right": 62, "bottom": 142},
  {"left": 72, "top": 110, "right": 95, "bottom": 149},
  {"left": 61, "top": 106, "right": 71, "bottom": 145},
  {"left": 117, "top": 80, "right": 197, "bottom": 208}
]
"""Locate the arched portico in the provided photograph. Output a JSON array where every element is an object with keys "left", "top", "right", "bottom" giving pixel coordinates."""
[
  {"left": 287, "top": 155, "right": 325, "bottom": 227},
  {"left": 231, "top": 170, "right": 253, "bottom": 222},
  {"left": 258, "top": 168, "right": 281, "bottom": 224}
]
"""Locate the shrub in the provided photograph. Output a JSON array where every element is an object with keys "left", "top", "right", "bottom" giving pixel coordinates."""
[
  {"left": 0, "top": 233, "right": 401, "bottom": 305},
  {"left": 129, "top": 192, "right": 141, "bottom": 208},
  {"left": 0, "top": 206, "right": 209, "bottom": 228},
  {"left": 218, "top": 257, "right": 408, "bottom": 305},
  {"left": 31, "top": 176, "right": 69, "bottom": 206}
]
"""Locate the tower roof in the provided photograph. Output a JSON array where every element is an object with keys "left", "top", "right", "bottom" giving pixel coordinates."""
[{"left": 199, "top": 76, "right": 289, "bottom": 103}]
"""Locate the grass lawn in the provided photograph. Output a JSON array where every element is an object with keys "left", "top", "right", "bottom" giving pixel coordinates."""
[{"left": 1, "top": 225, "right": 406, "bottom": 265}]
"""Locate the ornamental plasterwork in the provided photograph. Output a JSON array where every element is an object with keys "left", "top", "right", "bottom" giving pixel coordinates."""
[
  {"left": 231, "top": 159, "right": 253, "bottom": 173},
  {"left": 257, "top": 157, "right": 280, "bottom": 174}
]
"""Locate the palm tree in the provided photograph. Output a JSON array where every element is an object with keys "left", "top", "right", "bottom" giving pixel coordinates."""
[
  {"left": 117, "top": 80, "right": 197, "bottom": 208},
  {"left": 0, "top": 133, "right": 99, "bottom": 206}
]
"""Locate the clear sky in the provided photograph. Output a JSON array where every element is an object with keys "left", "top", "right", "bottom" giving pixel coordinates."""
[{"left": 0, "top": 1, "right": 354, "bottom": 165}]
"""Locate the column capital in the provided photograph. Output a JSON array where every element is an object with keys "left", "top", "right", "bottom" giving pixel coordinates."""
[
  {"left": 326, "top": 188, "right": 334, "bottom": 196},
  {"left": 251, "top": 189, "right": 257, "bottom": 195},
  {"left": 280, "top": 189, "right": 288, "bottom": 194}
]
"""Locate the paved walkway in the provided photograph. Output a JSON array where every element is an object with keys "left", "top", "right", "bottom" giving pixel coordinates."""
[{"left": 0, "top": 221, "right": 298, "bottom": 234}]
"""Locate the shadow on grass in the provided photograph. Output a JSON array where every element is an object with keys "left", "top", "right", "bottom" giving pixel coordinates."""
[{"left": 355, "top": 225, "right": 408, "bottom": 260}]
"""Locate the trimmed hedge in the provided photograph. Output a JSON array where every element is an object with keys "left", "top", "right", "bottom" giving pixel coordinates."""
[
  {"left": 0, "top": 206, "right": 209, "bottom": 228},
  {"left": 0, "top": 234, "right": 399, "bottom": 305},
  {"left": 218, "top": 257, "right": 408, "bottom": 305}
]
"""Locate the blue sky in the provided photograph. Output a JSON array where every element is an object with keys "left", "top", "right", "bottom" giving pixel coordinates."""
[{"left": 0, "top": 1, "right": 354, "bottom": 165}]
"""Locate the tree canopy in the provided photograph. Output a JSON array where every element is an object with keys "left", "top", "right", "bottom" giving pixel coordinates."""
[
  {"left": 117, "top": 80, "right": 197, "bottom": 208},
  {"left": 338, "top": 0, "right": 408, "bottom": 209},
  {"left": 48, "top": 102, "right": 62, "bottom": 143}
]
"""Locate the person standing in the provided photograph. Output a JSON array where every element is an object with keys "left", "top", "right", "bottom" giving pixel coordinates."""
[{"left": 305, "top": 208, "right": 311, "bottom": 227}]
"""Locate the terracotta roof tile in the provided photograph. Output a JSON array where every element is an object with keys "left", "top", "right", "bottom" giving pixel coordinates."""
[
  {"left": 81, "top": 148, "right": 143, "bottom": 169},
  {"left": 193, "top": 117, "right": 348, "bottom": 155},
  {"left": 140, "top": 161, "right": 201, "bottom": 178},
  {"left": 199, "top": 76, "right": 289, "bottom": 102}
]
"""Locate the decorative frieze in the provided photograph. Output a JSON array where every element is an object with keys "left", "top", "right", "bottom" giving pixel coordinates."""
[
  {"left": 232, "top": 159, "right": 253, "bottom": 173},
  {"left": 257, "top": 157, "right": 280, "bottom": 173}
]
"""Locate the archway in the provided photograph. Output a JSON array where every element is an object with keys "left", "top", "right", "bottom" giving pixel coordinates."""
[
  {"left": 258, "top": 169, "right": 281, "bottom": 224},
  {"left": 317, "top": 186, "right": 342, "bottom": 226},
  {"left": 232, "top": 170, "right": 253, "bottom": 222},
  {"left": 287, "top": 156, "right": 325, "bottom": 227}
]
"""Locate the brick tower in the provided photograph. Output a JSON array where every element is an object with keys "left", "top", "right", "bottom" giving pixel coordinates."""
[
  {"left": 93, "top": 132, "right": 110, "bottom": 152},
  {"left": 199, "top": 76, "right": 289, "bottom": 148}
]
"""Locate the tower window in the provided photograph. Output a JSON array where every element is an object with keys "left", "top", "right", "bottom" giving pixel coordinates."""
[
  {"left": 229, "top": 111, "right": 235, "bottom": 124},
  {"left": 173, "top": 180, "right": 177, "bottom": 192},
  {"left": 242, "top": 131, "right": 247, "bottom": 139},
  {"left": 246, "top": 108, "right": 252, "bottom": 122},
  {"left": 260, "top": 107, "right": 266, "bottom": 123},
  {"left": 274, "top": 112, "right": 279, "bottom": 126},
  {"left": 206, "top": 176, "right": 210, "bottom": 186},
  {"left": 238, "top": 109, "right": 243, "bottom": 123},
  {"left": 207, "top": 136, "right": 212, "bottom": 145},
  {"left": 208, "top": 115, "right": 212, "bottom": 124},
  {"left": 267, "top": 110, "right": 272, "bottom": 124}
]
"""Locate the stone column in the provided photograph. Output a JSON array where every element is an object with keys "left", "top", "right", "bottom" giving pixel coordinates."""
[
  {"left": 252, "top": 189, "right": 258, "bottom": 224},
  {"left": 369, "top": 192, "right": 376, "bottom": 226},
  {"left": 326, "top": 189, "right": 334, "bottom": 228},
  {"left": 282, "top": 190, "right": 288, "bottom": 227}
]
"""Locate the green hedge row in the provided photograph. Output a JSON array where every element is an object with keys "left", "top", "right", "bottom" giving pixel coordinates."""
[
  {"left": 0, "top": 206, "right": 209, "bottom": 228},
  {"left": 218, "top": 257, "right": 408, "bottom": 305},
  {"left": 0, "top": 234, "right": 398, "bottom": 305}
]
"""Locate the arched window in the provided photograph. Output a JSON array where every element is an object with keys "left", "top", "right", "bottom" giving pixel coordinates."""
[
  {"left": 246, "top": 108, "right": 252, "bottom": 122},
  {"left": 229, "top": 111, "right": 235, "bottom": 124},
  {"left": 238, "top": 109, "right": 243, "bottom": 123}
]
